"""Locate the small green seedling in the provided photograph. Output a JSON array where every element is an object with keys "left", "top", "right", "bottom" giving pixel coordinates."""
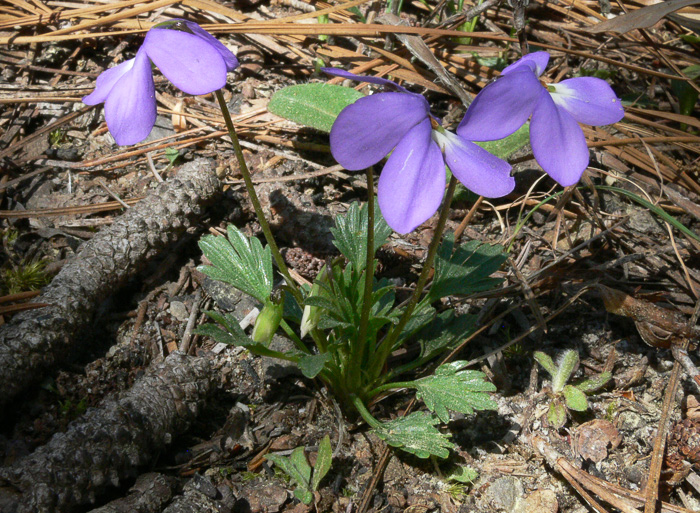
[
  {"left": 265, "top": 435, "right": 332, "bottom": 504},
  {"left": 534, "top": 349, "right": 611, "bottom": 429}
]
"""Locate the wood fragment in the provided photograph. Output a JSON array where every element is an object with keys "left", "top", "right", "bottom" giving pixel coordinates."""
[
  {"left": 0, "top": 353, "right": 216, "bottom": 513},
  {"left": 0, "top": 159, "right": 221, "bottom": 407}
]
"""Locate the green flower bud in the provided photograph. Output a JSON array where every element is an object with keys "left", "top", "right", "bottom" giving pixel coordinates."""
[
  {"left": 252, "top": 295, "right": 283, "bottom": 346},
  {"left": 300, "top": 266, "right": 329, "bottom": 338}
]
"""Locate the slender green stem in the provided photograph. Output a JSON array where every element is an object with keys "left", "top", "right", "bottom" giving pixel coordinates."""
[
  {"left": 367, "top": 380, "right": 416, "bottom": 397},
  {"left": 369, "top": 177, "right": 459, "bottom": 380},
  {"left": 350, "top": 395, "right": 383, "bottom": 430},
  {"left": 350, "top": 166, "right": 376, "bottom": 389},
  {"left": 279, "top": 319, "right": 311, "bottom": 353},
  {"left": 215, "top": 90, "right": 303, "bottom": 305}
]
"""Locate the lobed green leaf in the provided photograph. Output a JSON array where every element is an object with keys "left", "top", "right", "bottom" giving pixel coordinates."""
[
  {"left": 375, "top": 412, "right": 455, "bottom": 459},
  {"left": 413, "top": 361, "right": 497, "bottom": 423}
]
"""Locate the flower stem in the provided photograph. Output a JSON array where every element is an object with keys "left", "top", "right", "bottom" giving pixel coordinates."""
[
  {"left": 350, "top": 395, "right": 383, "bottom": 430},
  {"left": 369, "top": 176, "right": 459, "bottom": 381},
  {"left": 350, "top": 166, "right": 376, "bottom": 389},
  {"left": 215, "top": 90, "right": 302, "bottom": 305}
]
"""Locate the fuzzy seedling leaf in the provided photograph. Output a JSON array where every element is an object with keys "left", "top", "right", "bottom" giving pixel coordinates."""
[
  {"left": 198, "top": 225, "right": 273, "bottom": 303},
  {"left": 311, "top": 435, "right": 332, "bottom": 491},
  {"left": 563, "top": 384, "right": 588, "bottom": 411},
  {"left": 413, "top": 361, "right": 497, "bottom": 423},
  {"left": 330, "top": 201, "right": 392, "bottom": 272},
  {"left": 547, "top": 401, "right": 568, "bottom": 429},
  {"left": 429, "top": 236, "right": 508, "bottom": 301},
  {"left": 268, "top": 83, "right": 364, "bottom": 133},
  {"left": 265, "top": 449, "right": 313, "bottom": 504},
  {"left": 298, "top": 352, "right": 331, "bottom": 378},
  {"left": 375, "top": 412, "right": 456, "bottom": 459},
  {"left": 552, "top": 350, "right": 579, "bottom": 393},
  {"left": 576, "top": 371, "right": 612, "bottom": 393},
  {"left": 533, "top": 351, "right": 557, "bottom": 377},
  {"left": 475, "top": 123, "right": 530, "bottom": 159},
  {"left": 448, "top": 465, "right": 479, "bottom": 484}
]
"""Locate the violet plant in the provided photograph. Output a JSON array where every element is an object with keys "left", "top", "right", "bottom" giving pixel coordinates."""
[
  {"left": 458, "top": 52, "right": 625, "bottom": 186},
  {"left": 83, "top": 22, "right": 623, "bottom": 458}
]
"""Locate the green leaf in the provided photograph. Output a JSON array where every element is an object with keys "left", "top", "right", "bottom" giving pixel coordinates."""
[
  {"left": 429, "top": 235, "right": 508, "bottom": 301},
  {"left": 291, "top": 447, "right": 312, "bottom": 485},
  {"left": 311, "top": 435, "right": 332, "bottom": 491},
  {"left": 475, "top": 123, "right": 530, "bottom": 159},
  {"left": 552, "top": 350, "right": 579, "bottom": 393},
  {"left": 298, "top": 352, "right": 331, "bottom": 378},
  {"left": 576, "top": 371, "right": 612, "bottom": 393},
  {"left": 416, "top": 311, "right": 476, "bottom": 363},
  {"left": 347, "top": 5, "right": 367, "bottom": 22},
  {"left": 198, "top": 225, "right": 273, "bottom": 303},
  {"left": 265, "top": 450, "right": 313, "bottom": 504},
  {"left": 413, "top": 361, "right": 497, "bottom": 423},
  {"left": 268, "top": 83, "right": 364, "bottom": 133},
  {"left": 563, "top": 384, "right": 588, "bottom": 412},
  {"left": 330, "top": 201, "right": 392, "bottom": 272},
  {"left": 533, "top": 351, "right": 556, "bottom": 377},
  {"left": 447, "top": 465, "right": 479, "bottom": 484},
  {"left": 547, "top": 401, "right": 567, "bottom": 429},
  {"left": 375, "top": 412, "right": 455, "bottom": 459}
]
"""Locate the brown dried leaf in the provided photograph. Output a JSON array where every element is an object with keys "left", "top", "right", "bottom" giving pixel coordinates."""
[
  {"left": 575, "top": 419, "right": 622, "bottom": 463},
  {"left": 589, "top": 0, "right": 700, "bottom": 33}
]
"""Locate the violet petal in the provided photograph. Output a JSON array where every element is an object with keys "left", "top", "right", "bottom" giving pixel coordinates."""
[
  {"left": 330, "top": 91, "right": 430, "bottom": 170},
  {"left": 102, "top": 49, "right": 157, "bottom": 146},
  {"left": 550, "top": 77, "right": 624, "bottom": 126},
  {"left": 433, "top": 130, "right": 515, "bottom": 198},
  {"left": 530, "top": 89, "right": 589, "bottom": 186},
  {"left": 83, "top": 57, "right": 136, "bottom": 105},
  {"left": 501, "top": 51, "right": 550, "bottom": 77},
  {"left": 377, "top": 119, "right": 446, "bottom": 234},
  {"left": 143, "top": 28, "right": 228, "bottom": 95},
  {"left": 182, "top": 20, "right": 239, "bottom": 71},
  {"left": 321, "top": 67, "right": 412, "bottom": 94},
  {"left": 457, "top": 70, "right": 543, "bottom": 141}
]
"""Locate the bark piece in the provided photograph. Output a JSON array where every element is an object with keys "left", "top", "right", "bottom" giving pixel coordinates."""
[
  {"left": 161, "top": 473, "right": 236, "bottom": 513},
  {"left": 87, "top": 473, "right": 177, "bottom": 513},
  {"left": 0, "top": 352, "right": 216, "bottom": 513},
  {"left": 0, "top": 159, "right": 220, "bottom": 406}
]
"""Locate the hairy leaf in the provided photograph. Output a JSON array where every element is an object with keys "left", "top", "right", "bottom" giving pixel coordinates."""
[
  {"left": 576, "top": 371, "right": 612, "bottom": 393},
  {"left": 311, "top": 435, "right": 332, "bottom": 491},
  {"left": 416, "top": 311, "right": 477, "bottom": 363},
  {"left": 563, "top": 384, "right": 588, "bottom": 412},
  {"left": 268, "top": 83, "right": 364, "bottom": 133},
  {"left": 547, "top": 401, "right": 567, "bottom": 429},
  {"left": 413, "top": 361, "right": 497, "bottom": 423},
  {"left": 533, "top": 351, "right": 557, "bottom": 377},
  {"left": 476, "top": 123, "right": 530, "bottom": 159},
  {"left": 331, "top": 201, "right": 392, "bottom": 272},
  {"left": 375, "top": 412, "right": 455, "bottom": 459},
  {"left": 265, "top": 448, "right": 313, "bottom": 504},
  {"left": 198, "top": 225, "right": 273, "bottom": 303},
  {"left": 553, "top": 350, "right": 579, "bottom": 393},
  {"left": 298, "top": 353, "right": 331, "bottom": 378},
  {"left": 429, "top": 236, "right": 508, "bottom": 301}
]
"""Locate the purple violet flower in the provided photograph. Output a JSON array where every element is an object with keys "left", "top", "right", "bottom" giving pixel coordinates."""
[
  {"left": 323, "top": 68, "right": 514, "bottom": 234},
  {"left": 457, "top": 52, "right": 624, "bottom": 187},
  {"left": 83, "top": 19, "right": 238, "bottom": 146}
]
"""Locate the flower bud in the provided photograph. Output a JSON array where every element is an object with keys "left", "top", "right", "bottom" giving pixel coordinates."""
[
  {"left": 252, "top": 296, "right": 283, "bottom": 346},
  {"left": 300, "top": 266, "right": 329, "bottom": 339}
]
